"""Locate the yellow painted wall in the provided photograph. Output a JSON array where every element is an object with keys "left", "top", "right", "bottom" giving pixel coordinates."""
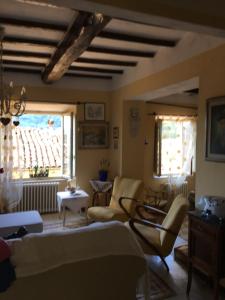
[{"left": 109, "top": 43, "right": 225, "bottom": 206}]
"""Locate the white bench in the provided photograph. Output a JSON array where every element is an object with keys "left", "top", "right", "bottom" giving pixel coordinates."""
[{"left": 0, "top": 211, "right": 43, "bottom": 237}]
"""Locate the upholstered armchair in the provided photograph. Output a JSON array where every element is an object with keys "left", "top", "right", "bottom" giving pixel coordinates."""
[
  {"left": 87, "top": 176, "right": 143, "bottom": 222},
  {"left": 120, "top": 194, "right": 188, "bottom": 272}
]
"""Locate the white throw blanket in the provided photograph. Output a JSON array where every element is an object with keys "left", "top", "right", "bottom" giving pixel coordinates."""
[{"left": 8, "top": 221, "right": 145, "bottom": 278}]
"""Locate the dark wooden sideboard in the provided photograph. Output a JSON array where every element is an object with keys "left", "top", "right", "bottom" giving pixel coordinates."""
[{"left": 187, "top": 211, "right": 225, "bottom": 299}]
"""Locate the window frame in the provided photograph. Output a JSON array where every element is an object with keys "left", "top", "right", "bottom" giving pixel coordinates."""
[{"left": 154, "top": 115, "right": 196, "bottom": 178}]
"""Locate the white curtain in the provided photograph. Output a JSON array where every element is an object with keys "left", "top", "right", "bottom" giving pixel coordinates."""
[
  {"left": 157, "top": 115, "right": 197, "bottom": 191},
  {"left": 0, "top": 123, "right": 23, "bottom": 212}
]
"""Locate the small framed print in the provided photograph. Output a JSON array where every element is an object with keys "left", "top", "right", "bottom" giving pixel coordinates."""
[
  {"left": 84, "top": 103, "right": 105, "bottom": 121},
  {"left": 113, "top": 127, "right": 119, "bottom": 139},
  {"left": 78, "top": 121, "right": 109, "bottom": 149}
]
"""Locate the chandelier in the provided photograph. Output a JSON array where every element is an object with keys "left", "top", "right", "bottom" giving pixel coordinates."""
[{"left": 0, "top": 27, "right": 26, "bottom": 127}]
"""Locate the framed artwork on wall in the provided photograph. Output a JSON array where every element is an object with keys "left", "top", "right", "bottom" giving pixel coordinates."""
[
  {"left": 78, "top": 121, "right": 109, "bottom": 149},
  {"left": 206, "top": 96, "right": 225, "bottom": 161},
  {"left": 84, "top": 103, "right": 105, "bottom": 121}
]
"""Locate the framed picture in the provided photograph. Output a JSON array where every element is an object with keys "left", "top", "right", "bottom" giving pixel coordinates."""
[
  {"left": 206, "top": 96, "right": 225, "bottom": 161},
  {"left": 113, "top": 126, "right": 119, "bottom": 139},
  {"left": 84, "top": 103, "right": 105, "bottom": 121},
  {"left": 78, "top": 121, "right": 109, "bottom": 149}
]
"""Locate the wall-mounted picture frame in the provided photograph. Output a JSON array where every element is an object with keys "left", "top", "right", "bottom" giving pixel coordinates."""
[
  {"left": 206, "top": 96, "right": 225, "bottom": 161},
  {"left": 78, "top": 121, "right": 109, "bottom": 149},
  {"left": 84, "top": 103, "right": 105, "bottom": 121},
  {"left": 113, "top": 126, "right": 119, "bottom": 139}
]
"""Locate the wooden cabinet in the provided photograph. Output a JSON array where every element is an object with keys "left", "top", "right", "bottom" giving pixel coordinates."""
[{"left": 187, "top": 211, "right": 225, "bottom": 299}]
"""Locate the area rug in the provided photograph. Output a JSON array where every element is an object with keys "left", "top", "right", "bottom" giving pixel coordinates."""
[
  {"left": 148, "top": 268, "right": 176, "bottom": 299},
  {"left": 42, "top": 212, "right": 88, "bottom": 232},
  {"left": 137, "top": 268, "right": 176, "bottom": 300}
]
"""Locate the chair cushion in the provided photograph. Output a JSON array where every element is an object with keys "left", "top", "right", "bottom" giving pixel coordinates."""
[
  {"left": 87, "top": 207, "right": 127, "bottom": 222},
  {"left": 125, "top": 222, "right": 161, "bottom": 255}
]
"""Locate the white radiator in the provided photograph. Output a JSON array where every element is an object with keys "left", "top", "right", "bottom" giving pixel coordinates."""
[
  {"left": 15, "top": 181, "right": 59, "bottom": 213},
  {"left": 175, "top": 181, "right": 189, "bottom": 199}
]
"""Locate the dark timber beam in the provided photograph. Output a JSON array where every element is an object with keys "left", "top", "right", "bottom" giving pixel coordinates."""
[
  {"left": 77, "top": 57, "right": 137, "bottom": 66},
  {"left": 42, "top": 12, "right": 111, "bottom": 83},
  {"left": 3, "top": 59, "right": 122, "bottom": 74},
  {"left": 87, "top": 46, "right": 155, "bottom": 57},
  {"left": 0, "top": 16, "right": 67, "bottom": 32},
  {"left": 70, "top": 66, "right": 123, "bottom": 74},
  {"left": 4, "top": 66, "right": 112, "bottom": 80},
  {"left": 4, "top": 36, "right": 57, "bottom": 47},
  {"left": 3, "top": 60, "right": 45, "bottom": 67},
  {"left": 3, "top": 50, "right": 51, "bottom": 58},
  {"left": 99, "top": 31, "right": 177, "bottom": 47}
]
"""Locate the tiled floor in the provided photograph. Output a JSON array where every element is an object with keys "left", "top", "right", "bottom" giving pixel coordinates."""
[{"left": 147, "top": 237, "right": 225, "bottom": 300}]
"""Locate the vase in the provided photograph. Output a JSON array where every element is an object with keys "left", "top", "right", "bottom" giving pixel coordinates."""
[{"left": 99, "top": 170, "right": 108, "bottom": 181}]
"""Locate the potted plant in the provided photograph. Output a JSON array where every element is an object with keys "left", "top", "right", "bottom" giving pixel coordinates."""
[{"left": 99, "top": 159, "right": 110, "bottom": 181}]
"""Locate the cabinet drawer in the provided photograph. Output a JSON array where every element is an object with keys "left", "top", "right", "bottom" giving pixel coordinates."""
[{"left": 190, "top": 217, "right": 216, "bottom": 237}]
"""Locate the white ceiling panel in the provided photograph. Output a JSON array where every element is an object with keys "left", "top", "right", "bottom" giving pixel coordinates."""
[{"left": 106, "top": 19, "right": 185, "bottom": 40}]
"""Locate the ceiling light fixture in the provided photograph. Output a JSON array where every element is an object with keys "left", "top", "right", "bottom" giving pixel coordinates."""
[{"left": 0, "top": 27, "right": 26, "bottom": 126}]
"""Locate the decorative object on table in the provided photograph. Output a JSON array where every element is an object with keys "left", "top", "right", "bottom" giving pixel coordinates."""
[
  {"left": 205, "top": 96, "right": 225, "bottom": 161},
  {"left": 98, "top": 159, "right": 110, "bottom": 181},
  {"left": 201, "top": 195, "right": 225, "bottom": 218},
  {"left": 78, "top": 121, "right": 109, "bottom": 149},
  {"left": 113, "top": 126, "right": 119, "bottom": 139},
  {"left": 65, "top": 178, "right": 77, "bottom": 193},
  {"left": 84, "top": 102, "right": 105, "bottom": 121},
  {"left": 0, "top": 27, "right": 26, "bottom": 127}
]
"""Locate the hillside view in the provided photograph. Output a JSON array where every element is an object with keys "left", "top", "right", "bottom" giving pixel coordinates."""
[{"left": 18, "top": 114, "right": 61, "bottom": 128}]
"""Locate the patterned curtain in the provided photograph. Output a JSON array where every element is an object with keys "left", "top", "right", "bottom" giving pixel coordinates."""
[
  {"left": 0, "top": 123, "right": 23, "bottom": 212},
  {"left": 156, "top": 115, "right": 197, "bottom": 176}
]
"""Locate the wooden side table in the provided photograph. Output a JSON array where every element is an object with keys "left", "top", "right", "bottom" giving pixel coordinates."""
[
  {"left": 89, "top": 180, "right": 112, "bottom": 206},
  {"left": 187, "top": 211, "right": 225, "bottom": 299}
]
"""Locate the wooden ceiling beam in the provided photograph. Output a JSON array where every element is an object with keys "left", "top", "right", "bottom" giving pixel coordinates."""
[
  {"left": 99, "top": 31, "right": 177, "bottom": 47},
  {"left": 42, "top": 12, "right": 111, "bottom": 83},
  {"left": 3, "top": 49, "right": 51, "bottom": 58},
  {"left": 3, "top": 59, "right": 122, "bottom": 74},
  {"left": 87, "top": 46, "right": 155, "bottom": 57},
  {"left": 3, "top": 60, "right": 44, "bottom": 67},
  {"left": 4, "top": 36, "right": 57, "bottom": 47},
  {"left": 70, "top": 66, "right": 123, "bottom": 74},
  {"left": 66, "top": 73, "right": 112, "bottom": 79},
  {"left": 77, "top": 57, "right": 137, "bottom": 66},
  {"left": 3, "top": 50, "right": 137, "bottom": 67},
  {"left": 0, "top": 16, "right": 67, "bottom": 32},
  {"left": 4, "top": 66, "right": 112, "bottom": 80}
]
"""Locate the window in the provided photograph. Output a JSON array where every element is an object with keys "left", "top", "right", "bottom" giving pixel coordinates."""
[
  {"left": 154, "top": 115, "right": 196, "bottom": 177},
  {"left": 12, "top": 110, "right": 75, "bottom": 179}
]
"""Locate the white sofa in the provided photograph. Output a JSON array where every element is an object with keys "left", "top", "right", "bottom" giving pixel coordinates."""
[{"left": 1, "top": 221, "right": 147, "bottom": 300}]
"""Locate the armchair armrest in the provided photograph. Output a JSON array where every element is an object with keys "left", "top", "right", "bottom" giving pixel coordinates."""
[
  {"left": 129, "top": 217, "right": 176, "bottom": 235},
  {"left": 118, "top": 197, "right": 137, "bottom": 219}
]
